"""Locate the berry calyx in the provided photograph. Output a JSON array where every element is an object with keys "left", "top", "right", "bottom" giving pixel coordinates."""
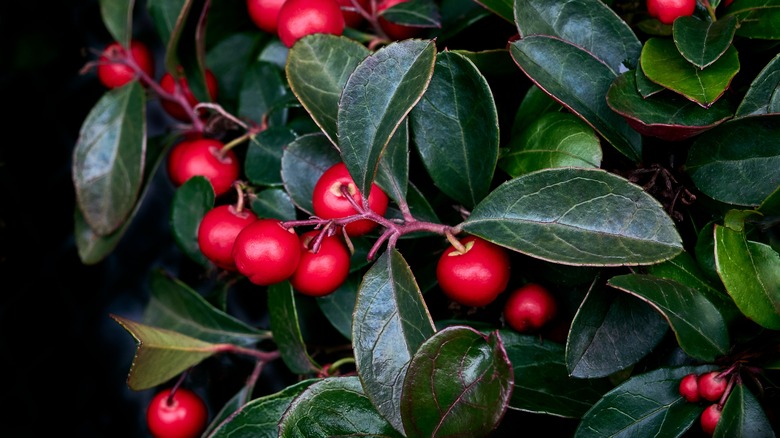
[
  {"left": 377, "top": 0, "right": 421, "bottom": 40},
  {"left": 159, "top": 68, "right": 219, "bottom": 122},
  {"left": 197, "top": 204, "right": 258, "bottom": 271},
  {"left": 290, "top": 230, "right": 351, "bottom": 297},
  {"left": 247, "top": 0, "right": 288, "bottom": 33},
  {"left": 645, "top": 0, "right": 696, "bottom": 25},
  {"left": 276, "top": 0, "right": 345, "bottom": 48},
  {"left": 97, "top": 40, "right": 155, "bottom": 89},
  {"left": 232, "top": 219, "right": 302, "bottom": 286},
  {"left": 436, "top": 235, "right": 511, "bottom": 307},
  {"left": 166, "top": 138, "right": 240, "bottom": 197},
  {"left": 312, "top": 162, "right": 389, "bottom": 237},
  {"left": 146, "top": 388, "right": 208, "bottom": 438},
  {"left": 698, "top": 371, "right": 727, "bottom": 402},
  {"left": 679, "top": 373, "right": 701, "bottom": 403},
  {"left": 503, "top": 283, "right": 558, "bottom": 333},
  {"left": 700, "top": 403, "right": 722, "bottom": 436}
]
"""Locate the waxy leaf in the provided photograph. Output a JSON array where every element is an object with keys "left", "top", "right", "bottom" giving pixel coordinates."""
[
  {"left": 575, "top": 365, "right": 717, "bottom": 437},
  {"left": 286, "top": 34, "right": 370, "bottom": 146},
  {"left": 278, "top": 376, "right": 403, "bottom": 437},
  {"left": 717, "top": 383, "right": 777, "bottom": 437},
  {"left": 501, "top": 330, "right": 612, "bottom": 418},
  {"left": 245, "top": 127, "right": 296, "bottom": 187},
  {"left": 606, "top": 71, "right": 733, "bottom": 141},
  {"left": 607, "top": 274, "right": 730, "bottom": 361},
  {"left": 725, "top": 0, "right": 780, "bottom": 40},
  {"left": 400, "top": 326, "right": 513, "bottom": 438},
  {"left": 511, "top": 84, "right": 563, "bottom": 138},
  {"left": 635, "top": 65, "right": 665, "bottom": 97},
  {"left": 250, "top": 188, "right": 297, "bottom": 221},
  {"left": 472, "top": 0, "right": 514, "bottom": 22},
  {"left": 338, "top": 39, "right": 436, "bottom": 198},
  {"left": 410, "top": 50, "right": 499, "bottom": 209},
  {"left": 73, "top": 82, "right": 146, "bottom": 236},
  {"left": 567, "top": 286, "right": 668, "bottom": 379},
  {"left": 111, "top": 314, "right": 222, "bottom": 390},
  {"left": 673, "top": 16, "right": 737, "bottom": 69},
  {"left": 146, "top": 0, "right": 192, "bottom": 72},
  {"left": 452, "top": 48, "right": 518, "bottom": 76},
  {"left": 379, "top": 0, "right": 441, "bottom": 28},
  {"left": 640, "top": 38, "right": 740, "bottom": 108},
  {"left": 210, "top": 379, "right": 319, "bottom": 438},
  {"left": 280, "top": 133, "right": 341, "bottom": 214},
  {"left": 170, "top": 176, "right": 213, "bottom": 266},
  {"left": 238, "top": 59, "right": 289, "bottom": 128},
  {"left": 353, "top": 249, "right": 436, "bottom": 433},
  {"left": 514, "top": 0, "right": 642, "bottom": 75},
  {"left": 268, "top": 282, "right": 319, "bottom": 374},
  {"left": 316, "top": 274, "right": 360, "bottom": 341},
  {"left": 685, "top": 115, "right": 780, "bottom": 206},
  {"left": 715, "top": 225, "right": 780, "bottom": 330},
  {"left": 760, "top": 185, "right": 780, "bottom": 215},
  {"left": 736, "top": 52, "right": 780, "bottom": 117},
  {"left": 499, "top": 111, "right": 602, "bottom": 178},
  {"left": 376, "top": 120, "right": 410, "bottom": 204},
  {"left": 462, "top": 167, "right": 683, "bottom": 266},
  {"left": 99, "top": 0, "right": 134, "bottom": 45},
  {"left": 510, "top": 36, "right": 642, "bottom": 163}
]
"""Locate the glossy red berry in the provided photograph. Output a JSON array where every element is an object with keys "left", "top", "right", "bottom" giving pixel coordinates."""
[
  {"left": 338, "top": 0, "right": 370, "bottom": 28},
  {"left": 166, "top": 138, "right": 240, "bottom": 197},
  {"left": 232, "top": 219, "right": 302, "bottom": 286},
  {"left": 97, "top": 40, "right": 155, "bottom": 89},
  {"left": 146, "top": 388, "right": 208, "bottom": 438},
  {"left": 679, "top": 373, "right": 701, "bottom": 403},
  {"left": 197, "top": 205, "right": 258, "bottom": 271},
  {"left": 276, "top": 0, "right": 345, "bottom": 48},
  {"left": 159, "top": 68, "right": 219, "bottom": 122},
  {"left": 646, "top": 0, "right": 696, "bottom": 24},
  {"left": 503, "top": 283, "right": 558, "bottom": 333},
  {"left": 247, "top": 0, "right": 288, "bottom": 33},
  {"left": 377, "top": 0, "right": 421, "bottom": 40},
  {"left": 312, "top": 162, "right": 389, "bottom": 237},
  {"left": 436, "top": 235, "right": 511, "bottom": 307},
  {"left": 700, "top": 403, "right": 722, "bottom": 436},
  {"left": 290, "top": 230, "right": 351, "bottom": 297},
  {"left": 698, "top": 371, "right": 727, "bottom": 402}
]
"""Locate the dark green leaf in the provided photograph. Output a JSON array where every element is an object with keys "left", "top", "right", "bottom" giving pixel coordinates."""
[
  {"left": 501, "top": 330, "right": 612, "bottom": 418},
  {"left": 567, "top": 286, "right": 668, "bottom": 379},
  {"left": 695, "top": 221, "right": 721, "bottom": 283},
  {"left": 410, "top": 51, "right": 499, "bottom": 209},
  {"left": 451, "top": 48, "right": 518, "bottom": 76},
  {"left": 280, "top": 133, "right": 341, "bottom": 214},
  {"left": 673, "top": 16, "right": 737, "bottom": 69},
  {"left": 462, "top": 167, "right": 683, "bottom": 266},
  {"left": 268, "top": 281, "right": 319, "bottom": 374},
  {"left": 725, "top": 0, "right": 780, "bottom": 39},
  {"left": 73, "top": 82, "right": 146, "bottom": 236},
  {"left": 685, "top": 115, "right": 780, "bottom": 206},
  {"left": 353, "top": 249, "right": 436, "bottom": 433},
  {"left": 514, "top": 0, "right": 642, "bottom": 75},
  {"left": 316, "top": 274, "right": 360, "bottom": 341},
  {"left": 471, "top": 0, "right": 514, "bottom": 22},
  {"left": 206, "top": 385, "right": 254, "bottom": 437},
  {"left": 204, "top": 32, "right": 259, "bottom": 112},
  {"left": 99, "top": 0, "right": 134, "bottom": 45},
  {"left": 736, "top": 52, "right": 780, "bottom": 117},
  {"left": 509, "top": 36, "right": 642, "bottom": 163},
  {"left": 607, "top": 274, "right": 730, "bottom": 361},
  {"left": 245, "top": 127, "right": 296, "bottom": 187},
  {"left": 376, "top": 119, "right": 410, "bottom": 204},
  {"left": 146, "top": 0, "right": 192, "bottom": 72},
  {"left": 250, "top": 188, "right": 297, "bottom": 221},
  {"left": 716, "top": 383, "right": 777, "bottom": 438},
  {"left": 238, "top": 59, "right": 289, "bottom": 128},
  {"left": 400, "top": 327, "right": 513, "bottom": 438},
  {"left": 338, "top": 39, "right": 436, "bottom": 198},
  {"left": 714, "top": 225, "right": 780, "bottom": 330},
  {"left": 379, "top": 0, "right": 441, "bottom": 28},
  {"left": 635, "top": 64, "right": 665, "bottom": 97},
  {"left": 170, "top": 176, "right": 213, "bottom": 266},
  {"left": 760, "top": 185, "right": 780, "bottom": 215},
  {"left": 278, "top": 376, "right": 403, "bottom": 437},
  {"left": 499, "top": 112, "right": 602, "bottom": 178}
]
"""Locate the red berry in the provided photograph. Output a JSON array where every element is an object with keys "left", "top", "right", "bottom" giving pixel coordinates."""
[
  {"left": 698, "top": 371, "right": 727, "bottom": 402},
  {"left": 700, "top": 403, "right": 722, "bottom": 435},
  {"left": 311, "top": 162, "right": 389, "bottom": 237},
  {"left": 436, "top": 235, "right": 511, "bottom": 307},
  {"left": 146, "top": 388, "right": 208, "bottom": 438},
  {"left": 159, "top": 68, "right": 219, "bottom": 122},
  {"left": 338, "top": 0, "right": 370, "bottom": 28},
  {"left": 679, "top": 373, "right": 701, "bottom": 403},
  {"left": 97, "top": 40, "right": 155, "bottom": 89},
  {"left": 197, "top": 205, "right": 258, "bottom": 271},
  {"left": 232, "top": 219, "right": 302, "bottom": 286},
  {"left": 503, "top": 283, "right": 557, "bottom": 333},
  {"left": 646, "top": 0, "right": 696, "bottom": 24},
  {"left": 247, "top": 0, "right": 288, "bottom": 33},
  {"left": 290, "top": 230, "right": 351, "bottom": 297},
  {"left": 276, "top": 0, "right": 345, "bottom": 48},
  {"left": 166, "top": 138, "right": 240, "bottom": 197},
  {"left": 377, "top": 0, "right": 421, "bottom": 40}
]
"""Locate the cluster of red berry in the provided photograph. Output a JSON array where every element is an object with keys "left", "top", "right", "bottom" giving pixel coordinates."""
[{"left": 679, "top": 370, "right": 729, "bottom": 435}]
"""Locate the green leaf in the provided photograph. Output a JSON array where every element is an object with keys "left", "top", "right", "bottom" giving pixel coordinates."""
[
  {"left": 501, "top": 330, "right": 612, "bottom": 418},
  {"left": 640, "top": 38, "right": 740, "bottom": 108},
  {"left": 410, "top": 50, "right": 499, "bottom": 209},
  {"left": 99, "top": 0, "right": 134, "bottom": 45},
  {"left": 338, "top": 39, "right": 436, "bottom": 198},
  {"left": 716, "top": 383, "right": 777, "bottom": 438},
  {"left": 353, "top": 249, "right": 436, "bottom": 433},
  {"left": 685, "top": 115, "right": 780, "bottom": 206},
  {"left": 400, "top": 327, "right": 514, "bottom": 438},
  {"left": 205, "top": 32, "right": 259, "bottom": 112},
  {"left": 567, "top": 286, "right": 668, "bottom": 379},
  {"left": 725, "top": 0, "right": 780, "bottom": 40},
  {"left": 146, "top": 0, "right": 192, "bottom": 72},
  {"left": 376, "top": 119, "right": 410, "bottom": 204},
  {"left": 607, "top": 274, "right": 730, "bottom": 361},
  {"left": 111, "top": 314, "right": 221, "bottom": 391},
  {"left": 673, "top": 16, "right": 737, "bottom": 69},
  {"left": 280, "top": 133, "right": 341, "bottom": 214},
  {"left": 714, "top": 225, "right": 780, "bottom": 330},
  {"left": 379, "top": 0, "right": 441, "bottom": 28},
  {"left": 736, "top": 52, "right": 780, "bottom": 117},
  {"left": 451, "top": 48, "right": 518, "bottom": 76},
  {"left": 238, "top": 59, "right": 289, "bottom": 128},
  {"left": 472, "top": 0, "right": 514, "bottom": 22},
  {"left": 286, "top": 34, "right": 370, "bottom": 146},
  {"left": 73, "top": 82, "right": 146, "bottom": 236},
  {"left": 462, "top": 167, "right": 683, "bottom": 266},
  {"left": 169, "top": 176, "right": 213, "bottom": 266},
  {"left": 575, "top": 365, "right": 717, "bottom": 438},
  {"left": 635, "top": 64, "right": 665, "bottom": 97},
  {"left": 509, "top": 36, "right": 642, "bottom": 163},
  {"left": 316, "top": 274, "right": 360, "bottom": 341},
  {"left": 511, "top": 84, "right": 563, "bottom": 138},
  {"left": 250, "top": 188, "right": 297, "bottom": 221},
  {"left": 245, "top": 127, "right": 296, "bottom": 187},
  {"left": 278, "top": 376, "right": 403, "bottom": 437},
  {"left": 499, "top": 112, "right": 602, "bottom": 178},
  {"left": 514, "top": 0, "right": 642, "bottom": 75},
  {"left": 760, "top": 185, "right": 780, "bottom": 215},
  {"left": 268, "top": 281, "right": 320, "bottom": 374}
]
